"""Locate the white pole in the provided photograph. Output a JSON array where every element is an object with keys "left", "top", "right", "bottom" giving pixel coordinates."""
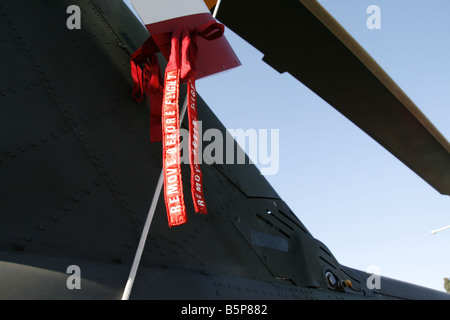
[
  {"left": 121, "top": 95, "right": 189, "bottom": 300},
  {"left": 212, "top": 0, "right": 222, "bottom": 18},
  {"left": 430, "top": 225, "right": 450, "bottom": 235}
]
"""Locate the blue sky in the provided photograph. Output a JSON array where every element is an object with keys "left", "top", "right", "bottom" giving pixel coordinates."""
[{"left": 126, "top": 0, "right": 450, "bottom": 293}]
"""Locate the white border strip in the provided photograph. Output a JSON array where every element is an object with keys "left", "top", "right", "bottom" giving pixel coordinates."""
[{"left": 131, "top": 0, "right": 210, "bottom": 25}]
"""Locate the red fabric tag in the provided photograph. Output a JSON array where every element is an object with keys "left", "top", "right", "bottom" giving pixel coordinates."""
[
  {"left": 162, "top": 69, "right": 187, "bottom": 227},
  {"left": 187, "top": 79, "right": 207, "bottom": 214},
  {"left": 130, "top": 37, "right": 163, "bottom": 143}
]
